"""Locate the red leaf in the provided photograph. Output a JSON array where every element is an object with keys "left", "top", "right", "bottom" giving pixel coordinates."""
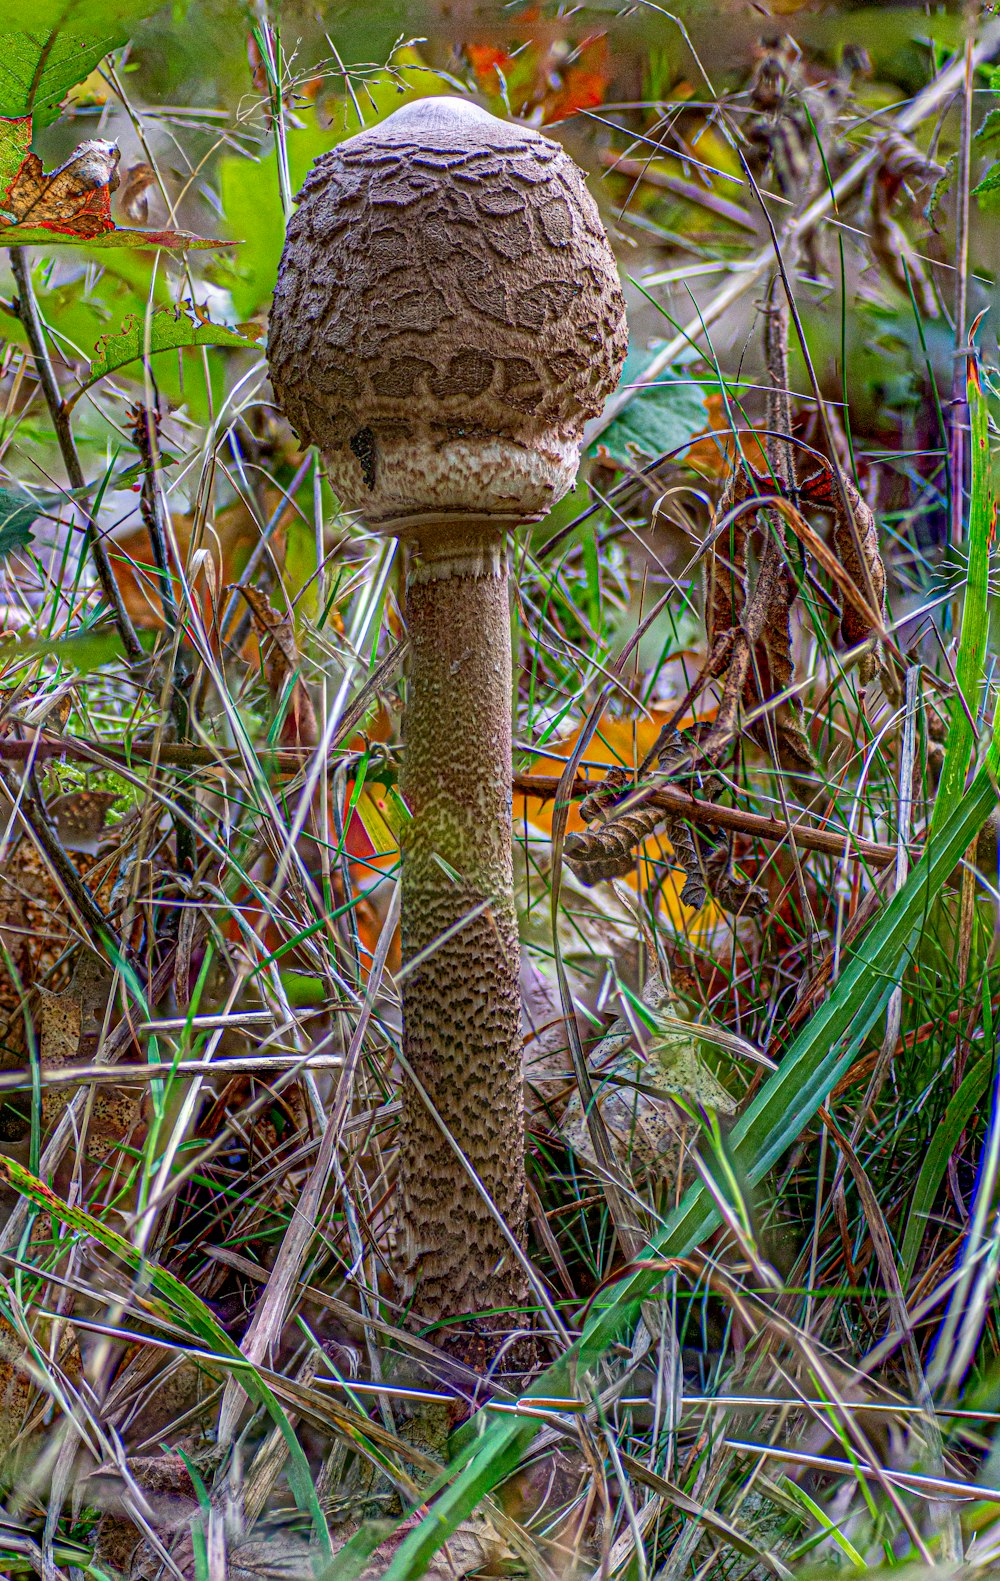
[{"left": 541, "top": 34, "right": 610, "bottom": 124}]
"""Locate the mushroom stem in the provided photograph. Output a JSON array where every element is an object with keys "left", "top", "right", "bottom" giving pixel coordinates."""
[{"left": 396, "top": 519, "right": 528, "bottom": 1353}]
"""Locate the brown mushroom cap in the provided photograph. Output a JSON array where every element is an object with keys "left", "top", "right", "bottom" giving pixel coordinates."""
[{"left": 267, "top": 96, "right": 628, "bottom": 526}]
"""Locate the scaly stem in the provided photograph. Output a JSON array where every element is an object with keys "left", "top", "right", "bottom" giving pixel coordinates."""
[
  {"left": 396, "top": 521, "right": 528, "bottom": 1366},
  {"left": 10, "top": 249, "right": 142, "bottom": 661}
]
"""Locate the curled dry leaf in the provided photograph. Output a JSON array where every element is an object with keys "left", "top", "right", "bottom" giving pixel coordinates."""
[
  {"left": 800, "top": 465, "right": 887, "bottom": 684},
  {"left": 0, "top": 124, "right": 119, "bottom": 236},
  {"left": 866, "top": 132, "right": 944, "bottom": 319},
  {"left": 238, "top": 586, "right": 318, "bottom": 749},
  {"left": 564, "top": 737, "right": 767, "bottom": 915},
  {"left": 0, "top": 116, "right": 231, "bottom": 249},
  {"left": 118, "top": 161, "right": 156, "bottom": 225}
]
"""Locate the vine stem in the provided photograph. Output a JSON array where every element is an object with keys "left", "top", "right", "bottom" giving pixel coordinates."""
[{"left": 10, "top": 248, "right": 143, "bottom": 661}]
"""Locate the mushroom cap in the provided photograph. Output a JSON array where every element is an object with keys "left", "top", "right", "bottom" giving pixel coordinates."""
[{"left": 267, "top": 96, "right": 628, "bottom": 526}]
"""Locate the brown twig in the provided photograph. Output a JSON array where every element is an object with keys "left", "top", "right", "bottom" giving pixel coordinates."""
[
  {"left": 9, "top": 249, "right": 143, "bottom": 662},
  {"left": 598, "top": 150, "right": 757, "bottom": 231},
  {"left": 516, "top": 772, "right": 899, "bottom": 868}
]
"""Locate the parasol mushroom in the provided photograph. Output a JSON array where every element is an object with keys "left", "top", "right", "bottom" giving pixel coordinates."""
[{"left": 267, "top": 95, "right": 627, "bottom": 1364}]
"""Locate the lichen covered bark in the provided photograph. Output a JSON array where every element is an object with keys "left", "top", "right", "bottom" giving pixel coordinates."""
[{"left": 396, "top": 524, "right": 527, "bottom": 1361}]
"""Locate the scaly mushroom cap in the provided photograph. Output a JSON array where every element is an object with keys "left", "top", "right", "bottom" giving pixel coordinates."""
[{"left": 267, "top": 96, "right": 628, "bottom": 525}]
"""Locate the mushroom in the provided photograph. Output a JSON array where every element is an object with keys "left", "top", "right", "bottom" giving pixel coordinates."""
[{"left": 267, "top": 96, "right": 627, "bottom": 1365}]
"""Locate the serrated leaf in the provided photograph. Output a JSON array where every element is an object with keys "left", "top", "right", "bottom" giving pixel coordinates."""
[
  {"left": 975, "top": 106, "right": 1000, "bottom": 145},
  {"left": 0, "top": 485, "right": 40, "bottom": 560},
  {"left": 83, "top": 306, "right": 261, "bottom": 390},
  {"left": 973, "top": 160, "right": 1000, "bottom": 202},
  {"left": 0, "top": 2, "right": 167, "bottom": 129}
]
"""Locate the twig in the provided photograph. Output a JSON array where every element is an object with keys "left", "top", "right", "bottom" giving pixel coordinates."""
[
  {"left": 0, "top": 766, "right": 126, "bottom": 963},
  {"left": 9, "top": 249, "right": 143, "bottom": 662},
  {"left": 514, "top": 771, "right": 900, "bottom": 868},
  {"left": 598, "top": 151, "right": 757, "bottom": 231}
]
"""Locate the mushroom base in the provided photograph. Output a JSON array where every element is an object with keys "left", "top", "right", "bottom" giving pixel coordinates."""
[{"left": 396, "top": 524, "right": 529, "bottom": 1363}]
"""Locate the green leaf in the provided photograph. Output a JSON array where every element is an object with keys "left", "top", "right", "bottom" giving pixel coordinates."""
[
  {"left": 930, "top": 357, "right": 994, "bottom": 836},
  {"left": 366, "top": 741, "right": 1000, "bottom": 1581},
  {"left": 972, "top": 161, "right": 1000, "bottom": 203},
  {"left": 593, "top": 352, "right": 710, "bottom": 468},
  {"left": 0, "top": 222, "right": 231, "bottom": 250},
  {"left": 0, "top": 1151, "right": 332, "bottom": 1555},
  {"left": 0, "top": 485, "right": 40, "bottom": 559},
  {"left": 0, "top": 2, "right": 168, "bottom": 129},
  {"left": 15, "top": 625, "right": 132, "bottom": 671},
  {"left": 900, "top": 1055, "right": 993, "bottom": 1286},
  {"left": 81, "top": 305, "right": 261, "bottom": 392},
  {"left": 975, "top": 107, "right": 1000, "bottom": 146},
  {"left": 0, "top": 113, "right": 29, "bottom": 194},
  {"left": 219, "top": 108, "right": 339, "bottom": 319}
]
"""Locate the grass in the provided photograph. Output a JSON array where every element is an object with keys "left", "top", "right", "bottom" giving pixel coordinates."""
[{"left": 0, "top": 8, "right": 999, "bottom": 1581}]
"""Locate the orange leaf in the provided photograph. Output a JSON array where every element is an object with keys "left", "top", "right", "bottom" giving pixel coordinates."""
[
  {"left": 2, "top": 133, "right": 118, "bottom": 238},
  {"left": 683, "top": 392, "right": 771, "bottom": 481},
  {"left": 466, "top": 43, "right": 513, "bottom": 85},
  {"left": 542, "top": 35, "right": 610, "bottom": 125}
]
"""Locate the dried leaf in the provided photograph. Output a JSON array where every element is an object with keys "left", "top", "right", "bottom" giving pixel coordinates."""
[
  {"left": 2, "top": 129, "right": 119, "bottom": 236},
  {"left": 542, "top": 33, "right": 610, "bottom": 125},
  {"left": 0, "top": 116, "right": 232, "bottom": 248},
  {"left": 800, "top": 466, "right": 887, "bottom": 684},
  {"left": 239, "top": 586, "right": 318, "bottom": 749},
  {"left": 561, "top": 1003, "right": 735, "bottom": 1185},
  {"left": 117, "top": 160, "right": 155, "bottom": 224}
]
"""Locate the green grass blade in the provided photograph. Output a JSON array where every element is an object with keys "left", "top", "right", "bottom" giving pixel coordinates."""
[
  {"left": 0, "top": 1155, "right": 331, "bottom": 1556},
  {"left": 900, "top": 1054, "right": 993, "bottom": 1287},
  {"left": 372, "top": 743, "right": 1000, "bottom": 1581},
  {"left": 930, "top": 356, "right": 994, "bottom": 837}
]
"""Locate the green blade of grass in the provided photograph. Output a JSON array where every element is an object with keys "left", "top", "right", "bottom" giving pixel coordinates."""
[
  {"left": 930, "top": 354, "right": 994, "bottom": 837},
  {"left": 900, "top": 1053, "right": 993, "bottom": 1287},
  {"left": 361, "top": 740, "right": 1000, "bottom": 1581},
  {"left": 0, "top": 1154, "right": 331, "bottom": 1557}
]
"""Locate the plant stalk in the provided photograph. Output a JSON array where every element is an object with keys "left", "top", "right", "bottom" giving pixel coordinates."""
[
  {"left": 10, "top": 249, "right": 142, "bottom": 661},
  {"left": 395, "top": 520, "right": 528, "bottom": 1364}
]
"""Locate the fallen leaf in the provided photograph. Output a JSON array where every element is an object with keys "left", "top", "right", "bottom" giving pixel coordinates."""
[
  {"left": 117, "top": 160, "right": 155, "bottom": 224},
  {"left": 0, "top": 116, "right": 233, "bottom": 249},
  {"left": 1, "top": 130, "right": 119, "bottom": 237},
  {"left": 542, "top": 33, "right": 610, "bottom": 124},
  {"left": 239, "top": 586, "right": 318, "bottom": 749}
]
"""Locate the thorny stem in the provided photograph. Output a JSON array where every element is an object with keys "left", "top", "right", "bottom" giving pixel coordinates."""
[{"left": 9, "top": 249, "right": 143, "bottom": 662}]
